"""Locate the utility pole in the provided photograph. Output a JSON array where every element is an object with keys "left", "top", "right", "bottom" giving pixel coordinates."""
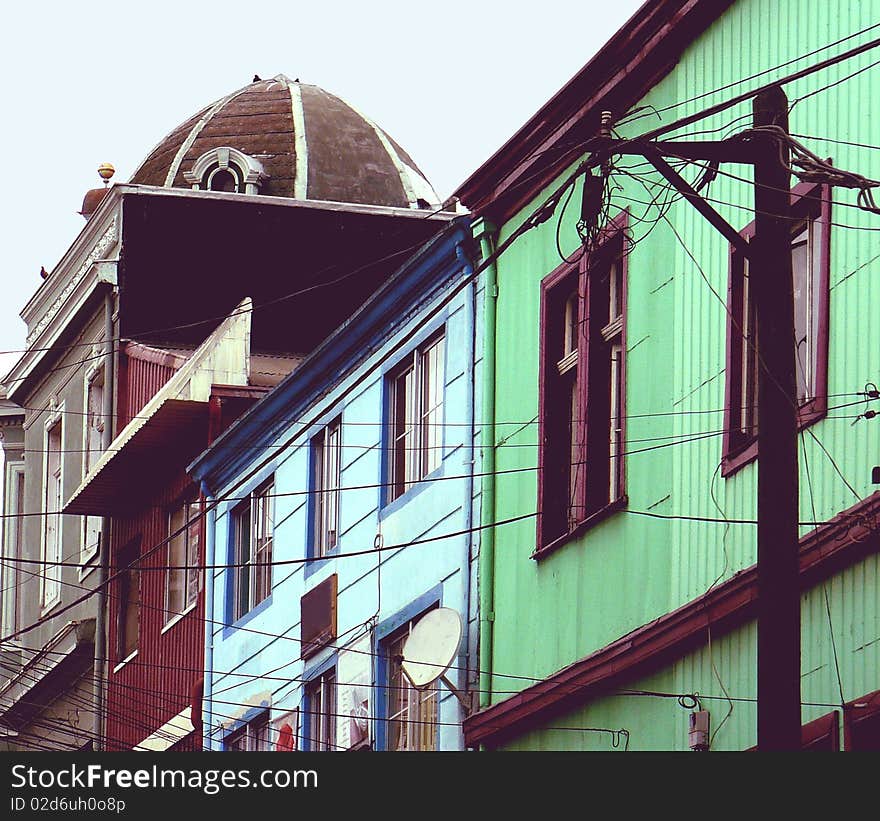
[
  {"left": 752, "top": 86, "right": 801, "bottom": 750},
  {"left": 608, "top": 90, "right": 804, "bottom": 747}
]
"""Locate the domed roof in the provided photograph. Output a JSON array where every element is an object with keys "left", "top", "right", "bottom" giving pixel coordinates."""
[{"left": 130, "top": 74, "right": 439, "bottom": 209}]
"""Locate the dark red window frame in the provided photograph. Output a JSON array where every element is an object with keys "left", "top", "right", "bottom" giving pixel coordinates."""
[
  {"left": 535, "top": 212, "right": 628, "bottom": 559},
  {"left": 844, "top": 688, "right": 880, "bottom": 750},
  {"left": 722, "top": 182, "right": 831, "bottom": 478}
]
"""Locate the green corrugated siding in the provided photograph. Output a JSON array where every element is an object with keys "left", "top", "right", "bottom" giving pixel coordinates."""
[{"left": 486, "top": 0, "right": 880, "bottom": 749}]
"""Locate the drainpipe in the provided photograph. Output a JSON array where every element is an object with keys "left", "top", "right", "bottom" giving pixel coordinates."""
[
  {"left": 474, "top": 219, "right": 498, "bottom": 711},
  {"left": 93, "top": 288, "right": 115, "bottom": 750},
  {"left": 459, "top": 236, "right": 477, "bottom": 739},
  {"left": 201, "top": 484, "right": 216, "bottom": 751}
]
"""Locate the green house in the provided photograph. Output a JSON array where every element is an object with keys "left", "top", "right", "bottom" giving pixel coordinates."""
[{"left": 458, "top": 0, "right": 880, "bottom": 750}]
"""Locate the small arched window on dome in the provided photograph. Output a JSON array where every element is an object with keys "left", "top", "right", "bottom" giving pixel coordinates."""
[
  {"left": 205, "top": 163, "right": 243, "bottom": 193},
  {"left": 183, "top": 147, "right": 267, "bottom": 195}
]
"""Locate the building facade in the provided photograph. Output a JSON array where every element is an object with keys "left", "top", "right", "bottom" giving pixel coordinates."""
[
  {"left": 189, "top": 218, "right": 482, "bottom": 751},
  {"left": 0, "top": 74, "right": 450, "bottom": 750},
  {"left": 458, "top": 0, "right": 880, "bottom": 750}
]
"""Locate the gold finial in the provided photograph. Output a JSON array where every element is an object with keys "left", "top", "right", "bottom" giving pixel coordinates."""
[{"left": 97, "top": 162, "right": 115, "bottom": 186}]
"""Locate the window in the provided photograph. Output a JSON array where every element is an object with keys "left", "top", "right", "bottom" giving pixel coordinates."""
[
  {"left": 117, "top": 539, "right": 140, "bottom": 661},
  {"left": 312, "top": 417, "right": 342, "bottom": 557},
  {"left": 165, "top": 498, "right": 201, "bottom": 622},
  {"left": 304, "top": 668, "right": 337, "bottom": 751},
  {"left": 1, "top": 467, "right": 24, "bottom": 636},
  {"left": 42, "top": 419, "right": 63, "bottom": 608},
  {"left": 206, "top": 164, "right": 242, "bottom": 193},
  {"left": 232, "top": 480, "right": 274, "bottom": 620},
  {"left": 225, "top": 712, "right": 270, "bottom": 751},
  {"left": 387, "top": 330, "right": 445, "bottom": 502},
  {"left": 384, "top": 620, "right": 437, "bottom": 751},
  {"left": 723, "top": 183, "right": 830, "bottom": 475},
  {"left": 537, "top": 219, "right": 627, "bottom": 554},
  {"left": 183, "top": 146, "right": 266, "bottom": 195},
  {"left": 82, "top": 365, "right": 105, "bottom": 565}
]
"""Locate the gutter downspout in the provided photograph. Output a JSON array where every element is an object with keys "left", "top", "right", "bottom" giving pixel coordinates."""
[
  {"left": 460, "top": 236, "right": 477, "bottom": 741},
  {"left": 474, "top": 219, "right": 498, "bottom": 711},
  {"left": 93, "top": 289, "right": 115, "bottom": 751},
  {"left": 201, "top": 484, "right": 216, "bottom": 751}
]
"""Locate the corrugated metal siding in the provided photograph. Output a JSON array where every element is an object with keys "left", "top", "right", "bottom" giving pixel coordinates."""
[
  {"left": 105, "top": 470, "right": 203, "bottom": 751},
  {"left": 486, "top": 0, "right": 880, "bottom": 748},
  {"left": 118, "top": 353, "right": 177, "bottom": 429}
]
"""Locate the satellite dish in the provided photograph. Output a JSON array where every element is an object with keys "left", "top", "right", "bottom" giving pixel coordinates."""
[
  {"left": 401, "top": 607, "right": 461, "bottom": 688},
  {"left": 401, "top": 608, "right": 470, "bottom": 711}
]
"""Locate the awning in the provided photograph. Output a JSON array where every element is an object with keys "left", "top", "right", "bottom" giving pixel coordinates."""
[
  {"left": 133, "top": 707, "right": 195, "bottom": 752},
  {"left": 63, "top": 398, "right": 207, "bottom": 516}
]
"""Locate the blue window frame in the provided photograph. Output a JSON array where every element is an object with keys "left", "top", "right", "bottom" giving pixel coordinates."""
[
  {"left": 223, "top": 709, "right": 270, "bottom": 751},
  {"left": 374, "top": 587, "right": 442, "bottom": 751}
]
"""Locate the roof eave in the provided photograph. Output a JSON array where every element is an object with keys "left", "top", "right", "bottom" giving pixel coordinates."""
[{"left": 454, "top": 0, "right": 734, "bottom": 223}]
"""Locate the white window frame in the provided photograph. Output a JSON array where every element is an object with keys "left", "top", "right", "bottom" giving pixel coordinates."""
[
  {"left": 304, "top": 668, "right": 337, "bottom": 751},
  {"left": 388, "top": 330, "right": 445, "bottom": 502},
  {"left": 164, "top": 498, "right": 201, "bottom": 627},
  {"left": 313, "top": 417, "right": 342, "bottom": 558},
  {"left": 232, "top": 480, "right": 274, "bottom": 620},
  {"left": 80, "top": 360, "right": 105, "bottom": 571},
  {"left": 41, "top": 405, "right": 64, "bottom": 613},
  {"left": 385, "top": 620, "right": 438, "bottom": 751},
  {"left": 1, "top": 463, "right": 25, "bottom": 639}
]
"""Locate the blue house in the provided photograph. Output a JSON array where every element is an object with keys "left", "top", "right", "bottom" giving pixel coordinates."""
[{"left": 188, "top": 217, "right": 482, "bottom": 751}]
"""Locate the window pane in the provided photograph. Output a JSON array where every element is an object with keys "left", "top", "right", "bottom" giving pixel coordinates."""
[
  {"left": 252, "top": 486, "right": 273, "bottom": 606},
  {"left": 43, "top": 422, "right": 63, "bottom": 605},
  {"left": 306, "top": 670, "right": 336, "bottom": 751},
  {"left": 386, "top": 626, "right": 436, "bottom": 751},
  {"left": 609, "top": 344, "right": 624, "bottom": 501},
  {"left": 234, "top": 504, "right": 251, "bottom": 620},
  {"left": 86, "top": 372, "right": 104, "bottom": 473},
  {"left": 420, "top": 336, "right": 444, "bottom": 477},
  {"left": 186, "top": 502, "right": 201, "bottom": 608},
  {"left": 740, "top": 261, "right": 758, "bottom": 437},
  {"left": 391, "top": 365, "right": 415, "bottom": 499},
  {"left": 166, "top": 506, "right": 186, "bottom": 617},
  {"left": 318, "top": 420, "right": 341, "bottom": 555},
  {"left": 791, "top": 224, "right": 811, "bottom": 403}
]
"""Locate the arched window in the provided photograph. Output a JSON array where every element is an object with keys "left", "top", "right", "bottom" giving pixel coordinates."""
[{"left": 184, "top": 147, "right": 267, "bottom": 195}]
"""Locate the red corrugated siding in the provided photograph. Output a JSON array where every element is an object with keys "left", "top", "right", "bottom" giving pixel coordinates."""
[
  {"left": 118, "top": 353, "right": 177, "bottom": 429},
  {"left": 106, "top": 469, "right": 204, "bottom": 752}
]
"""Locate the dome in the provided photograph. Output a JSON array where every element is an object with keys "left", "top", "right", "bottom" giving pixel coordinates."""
[{"left": 130, "top": 74, "right": 439, "bottom": 209}]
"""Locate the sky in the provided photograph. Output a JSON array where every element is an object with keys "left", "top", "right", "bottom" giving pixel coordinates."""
[{"left": 0, "top": 0, "right": 645, "bottom": 381}]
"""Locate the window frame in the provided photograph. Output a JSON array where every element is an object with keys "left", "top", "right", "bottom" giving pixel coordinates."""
[
  {"left": 116, "top": 538, "right": 141, "bottom": 664},
  {"left": 303, "top": 665, "right": 337, "bottom": 751},
  {"left": 311, "top": 416, "right": 342, "bottom": 560},
  {"left": 41, "top": 410, "right": 64, "bottom": 612},
  {"left": 1, "top": 463, "right": 25, "bottom": 638},
  {"left": 722, "top": 182, "right": 831, "bottom": 478},
  {"left": 81, "top": 362, "right": 105, "bottom": 569},
  {"left": 164, "top": 496, "right": 202, "bottom": 626},
  {"left": 224, "top": 710, "right": 271, "bottom": 752},
  {"left": 381, "top": 618, "right": 438, "bottom": 752},
  {"left": 230, "top": 479, "right": 275, "bottom": 622},
  {"left": 535, "top": 213, "right": 628, "bottom": 559},
  {"left": 384, "top": 328, "right": 446, "bottom": 506}
]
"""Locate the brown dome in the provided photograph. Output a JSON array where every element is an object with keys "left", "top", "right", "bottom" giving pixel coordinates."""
[{"left": 130, "top": 74, "right": 438, "bottom": 209}]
